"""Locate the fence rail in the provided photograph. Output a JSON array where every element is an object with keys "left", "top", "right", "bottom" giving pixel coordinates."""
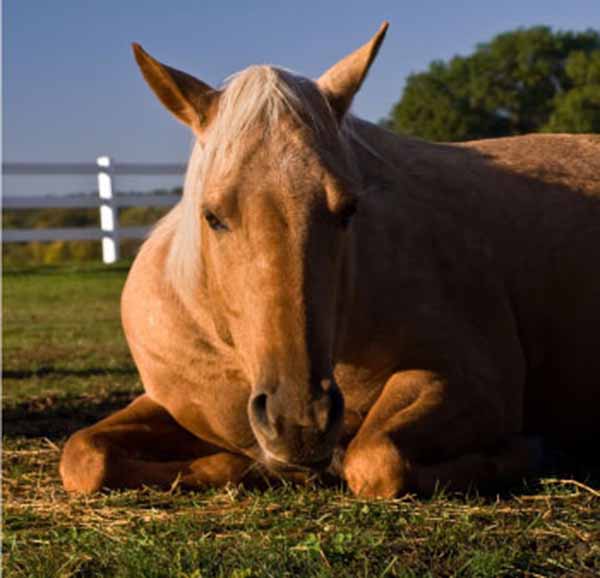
[
  {"left": 3, "top": 226, "right": 151, "bottom": 243},
  {"left": 3, "top": 157, "right": 185, "bottom": 263}
]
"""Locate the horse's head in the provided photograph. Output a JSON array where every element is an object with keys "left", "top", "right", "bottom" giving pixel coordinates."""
[{"left": 133, "top": 24, "right": 388, "bottom": 471}]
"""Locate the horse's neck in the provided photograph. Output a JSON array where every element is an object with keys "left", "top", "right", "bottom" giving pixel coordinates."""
[{"left": 132, "top": 227, "right": 221, "bottom": 353}]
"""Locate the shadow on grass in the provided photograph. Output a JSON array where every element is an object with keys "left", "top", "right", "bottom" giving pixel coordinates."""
[
  {"left": 4, "top": 366, "right": 136, "bottom": 380},
  {"left": 3, "top": 390, "right": 139, "bottom": 440},
  {"left": 2, "top": 261, "right": 132, "bottom": 277},
  {"left": 535, "top": 442, "right": 600, "bottom": 489}
]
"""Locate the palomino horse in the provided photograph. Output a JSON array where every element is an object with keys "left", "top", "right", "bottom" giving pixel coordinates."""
[{"left": 60, "top": 23, "right": 600, "bottom": 497}]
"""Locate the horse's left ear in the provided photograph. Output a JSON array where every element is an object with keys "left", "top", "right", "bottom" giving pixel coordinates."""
[
  {"left": 132, "top": 43, "right": 220, "bottom": 138},
  {"left": 317, "top": 22, "right": 388, "bottom": 120}
]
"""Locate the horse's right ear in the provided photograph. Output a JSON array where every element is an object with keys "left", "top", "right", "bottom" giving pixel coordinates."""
[
  {"left": 317, "top": 22, "right": 388, "bottom": 121},
  {"left": 132, "top": 43, "right": 220, "bottom": 137}
]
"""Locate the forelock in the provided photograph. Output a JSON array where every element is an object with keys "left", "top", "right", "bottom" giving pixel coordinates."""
[
  {"left": 203, "top": 65, "right": 339, "bottom": 174},
  {"left": 156, "top": 65, "right": 359, "bottom": 299}
]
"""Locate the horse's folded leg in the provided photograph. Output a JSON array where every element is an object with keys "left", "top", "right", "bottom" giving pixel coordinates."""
[
  {"left": 343, "top": 433, "right": 541, "bottom": 498},
  {"left": 59, "top": 427, "right": 192, "bottom": 493},
  {"left": 341, "top": 369, "right": 539, "bottom": 499},
  {"left": 60, "top": 429, "right": 257, "bottom": 494},
  {"left": 60, "top": 428, "right": 113, "bottom": 494},
  {"left": 343, "top": 433, "right": 410, "bottom": 498},
  {"left": 180, "top": 452, "right": 257, "bottom": 488},
  {"left": 107, "top": 453, "right": 256, "bottom": 491},
  {"left": 59, "top": 393, "right": 256, "bottom": 494}
]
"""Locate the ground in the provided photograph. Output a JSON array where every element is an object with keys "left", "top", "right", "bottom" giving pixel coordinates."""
[{"left": 3, "top": 263, "right": 599, "bottom": 577}]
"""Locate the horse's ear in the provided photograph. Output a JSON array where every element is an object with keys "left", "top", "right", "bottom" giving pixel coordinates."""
[
  {"left": 317, "top": 22, "right": 388, "bottom": 120},
  {"left": 132, "top": 43, "right": 220, "bottom": 137}
]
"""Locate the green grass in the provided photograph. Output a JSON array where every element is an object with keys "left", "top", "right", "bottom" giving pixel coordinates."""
[{"left": 3, "top": 263, "right": 600, "bottom": 577}]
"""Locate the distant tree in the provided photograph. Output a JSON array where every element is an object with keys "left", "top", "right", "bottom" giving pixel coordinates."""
[
  {"left": 387, "top": 27, "right": 600, "bottom": 141},
  {"left": 543, "top": 50, "right": 600, "bottom": 132}
]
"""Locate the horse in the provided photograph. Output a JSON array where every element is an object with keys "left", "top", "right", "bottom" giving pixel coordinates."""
[{"left": 60, "top": 23, "right": 600, "bottom": 498}]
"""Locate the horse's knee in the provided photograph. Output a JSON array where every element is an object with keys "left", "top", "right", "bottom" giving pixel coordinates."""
[
  {"left": 343, "top": 435, "right": 411, "bottom": 498},
  {"left": 60, "top": 429, "right": 111, "bottom": 494}
]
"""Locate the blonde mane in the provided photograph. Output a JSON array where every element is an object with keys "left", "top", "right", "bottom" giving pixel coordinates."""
[{"left": 153, "top": 65, "right": 358, "bottom": 298}]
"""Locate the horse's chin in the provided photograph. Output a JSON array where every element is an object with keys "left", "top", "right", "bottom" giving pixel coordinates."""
[{"left": 260, "top": 448, "right": 333, "bottom": 474}]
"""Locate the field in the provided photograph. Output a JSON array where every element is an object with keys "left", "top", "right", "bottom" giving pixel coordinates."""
[{"left": 3, "top": 264, "right": 599, "bottom": 577}]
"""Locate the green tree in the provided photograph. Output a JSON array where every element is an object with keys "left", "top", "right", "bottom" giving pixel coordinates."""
[
  {"left": 387, "top": 27, "right": 600, "bottom": 141},
  {"left": 543, "top": 50, "right": 600, "bottom": 132}
]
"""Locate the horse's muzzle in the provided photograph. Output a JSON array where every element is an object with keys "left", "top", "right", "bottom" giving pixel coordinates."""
[{"left": 248, "top": 378, "right": 344, "bottom": 470}]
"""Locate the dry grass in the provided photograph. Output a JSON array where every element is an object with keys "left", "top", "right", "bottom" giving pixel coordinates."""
[{"left": 4, "top": 434, "right": 599, "bottom": 577}]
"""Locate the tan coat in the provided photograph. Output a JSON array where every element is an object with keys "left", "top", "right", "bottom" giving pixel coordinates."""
[{"left": 60, "top": 24, "right": 600, "bottom": 497}]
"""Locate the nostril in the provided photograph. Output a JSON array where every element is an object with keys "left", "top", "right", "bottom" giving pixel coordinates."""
[
  {"left": 251, "top": 392, "right": 268, "bottom": 424},
  {"left": 328, "top": 384, "right": 345, "bottom": 430},
  {"left": 250, "top": 393, "right": 278, "bottom": 440}
]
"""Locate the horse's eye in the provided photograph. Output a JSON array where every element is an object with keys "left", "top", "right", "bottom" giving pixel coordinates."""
[
  {"left": 339, "top": 204, "right": 357, "bottom": 229},
  {"left": 204, "top": 210, "right": 228, "bottom": 232}
]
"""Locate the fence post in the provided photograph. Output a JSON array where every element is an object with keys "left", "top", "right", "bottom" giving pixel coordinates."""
[{"left": 97, "top": 156, "right": 119, "bottom": 264}]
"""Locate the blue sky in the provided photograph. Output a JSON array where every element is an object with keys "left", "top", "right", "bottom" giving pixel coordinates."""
[{"left": 4, "top": 1, "right": 600, "bottom": 195}]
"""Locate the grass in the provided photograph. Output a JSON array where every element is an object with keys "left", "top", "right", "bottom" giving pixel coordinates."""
[{"left": 3, "top": 263, "right": 600, "bottom": 577}]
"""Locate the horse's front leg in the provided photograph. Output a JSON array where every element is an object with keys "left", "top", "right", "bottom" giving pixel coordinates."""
[
  {"left": 60, "top": 394, "right": 255, "bottom": 494},
  {"left": 343, "top": 370, "right": 538, "bottom": 498}
]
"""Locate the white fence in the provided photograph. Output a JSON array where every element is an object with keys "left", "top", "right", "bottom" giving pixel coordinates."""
[{"left": 3, "top": 157, "right": 185, "bottom": 263}]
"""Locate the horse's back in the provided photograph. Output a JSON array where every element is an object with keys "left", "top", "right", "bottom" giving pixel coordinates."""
[{"left": 462, "top": 133, "right": 600, "bottom": 199}]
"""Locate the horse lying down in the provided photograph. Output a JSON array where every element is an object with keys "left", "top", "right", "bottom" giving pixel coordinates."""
[{"left": 60, "top": 23, "right": 600, "bottom": 498}]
